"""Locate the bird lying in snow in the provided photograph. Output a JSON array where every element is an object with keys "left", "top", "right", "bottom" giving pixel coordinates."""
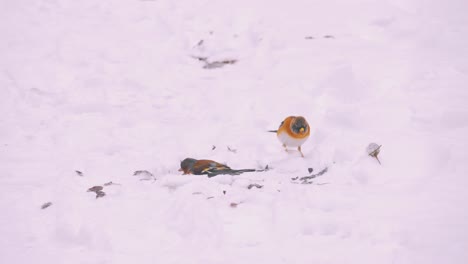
[{"left": 179, "top": 158, "right": 256, "bottom": 177}]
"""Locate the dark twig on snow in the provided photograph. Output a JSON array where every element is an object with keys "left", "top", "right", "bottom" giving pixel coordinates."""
[
  {"left": 190, "top": 55, "right": 237, "bottom": 69},
  {"left": 87, "top": 185, "right": 106, "bottom": 199},
  {"left": 299, "top": 167, "right": 328, "bottom": 181},
  {"left": 367, "top": 143, "right": 382, "bottom": 165},
  {"left": 190, "top": 55, "right": 208, "bottom": 62},
  {"left": 300, "top": 180, "right": 314, "bottom": 185},
  {"left": 247, "top": 183, "right": 264, "bottom": 190},
  {"left": 133, "top": 170, "right": 156, "bottom": 181},
  {"left": 87, "top": 186, "right": 103, "bottom": 192},
  {"left": 291, "top": 167, "right": 329, "bottom": 184},
  {"left": 227, "top": 146, "right": 237, "bottom": 153},
  {"left": 103, "top": 181, "right": 121, "bottom": 186},
  {"left": 203, "top": 59, "right": 237, "bottom": 69},
  {"left": 230, "top": 202, "right": 240, "bottom": 208},
  {"left": 41, "top": 202, "right": 52, "bottom": 209},
  {"left": 95, "top": 191, "right": 106, "bottom": 199},
  {"left": 75, "top": 170, "right": 83, "bottom": 177}
]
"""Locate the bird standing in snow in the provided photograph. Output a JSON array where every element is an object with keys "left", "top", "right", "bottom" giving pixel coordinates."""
[
  {"left": 269, "top": 116, "right": 310, "bottom": 157},
  {"left": 179, "top": 158, "right": 256, "bottom": 177}
]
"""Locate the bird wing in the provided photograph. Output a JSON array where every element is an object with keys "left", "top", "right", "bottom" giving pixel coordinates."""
[
  {"left": 277, "top": 116, "right": 294, "bottom": 135},
  {"left": 193, "top": 160, "right": 231, "bottom": 175}
]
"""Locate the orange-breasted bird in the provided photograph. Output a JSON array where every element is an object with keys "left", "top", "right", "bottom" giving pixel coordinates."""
[
  {"left": 179, "top": 158, "right": 256, "bottom": 177},
  {"left": 269, "top": 116, "right": 310, "bottom": 157}
]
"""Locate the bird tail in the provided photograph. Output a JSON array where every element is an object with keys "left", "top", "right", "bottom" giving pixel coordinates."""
[
  {"left": 230, "top": 169, "right": 256, "bottom": 174},
  {"left": 267, "top": 130, "right": 278, "bottom": 133},
  {"left": 207, "top": 168, "right": 256, "bottom": 177}
]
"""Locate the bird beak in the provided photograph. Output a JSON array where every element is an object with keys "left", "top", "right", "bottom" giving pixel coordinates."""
[{"left": 300, "top": 127, "right": 305, "bottom": 133}]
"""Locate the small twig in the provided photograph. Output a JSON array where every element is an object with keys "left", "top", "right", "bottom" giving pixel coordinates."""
[
  {"left": 227, "top": 146, "right": 237, "bottom": 153},
  {"left": 139, "top": 178, "right": 157, "bottom": 182},
  {"left": 75, "top": 170, "right": 83, "bottom": 177},
  {"left": 87, "top": 186, "right": 103, "bottom": 192},
  {"left": 247, "top": 183, "right": 263, "bottom": 190},
  {"left": 291, "top": 167, "right": 329, "bottom": 184},
  {"left": 367, "top": 143, "right": 382, "bottom": 165},
  {"left": 299, "top": 167, "right": 328, "bottom": 181},
  {"left": 375, "top": 156, "right": 381, "bottom": 164},
  {"left": 103, "top": 181, "right": 121, "bottom": 186},
  {"left": 134, "top": 170, "right": 156, "bottom": 181},
  {"left": 133, "top": 170, "right": 153, "bottom": 176},
  {"left": 221, "top": 59, "right": 236, "bottom": 64},
  {"left": 254, "top": 165, "right": 270, "bottom": 172},
  {"left": 230, "top": 202, "right": 242, "bottom": 208},
  {"left": 86, "top": 186, "right": 106, "bottom": 199},
  {"left": 41, "top": 202, "right": 52, "bottom": 210},
  {"left": 203, "top": 59, "right": 237, "bottom": 69},
  {"left": 190, "top": 55, "right": 208, "bottom": 62}
]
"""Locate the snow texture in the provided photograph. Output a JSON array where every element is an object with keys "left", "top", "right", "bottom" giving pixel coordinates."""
[{"left": 1, "top": 0, "right": 468, "bottom": 263}]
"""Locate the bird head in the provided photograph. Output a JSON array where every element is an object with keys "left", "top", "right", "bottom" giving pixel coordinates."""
[
  {"left": 291, "top": 116, "right": 309, "bottom": 134},
  {"left": 179, "top": 158, "right": 197, "bottom": 174}
]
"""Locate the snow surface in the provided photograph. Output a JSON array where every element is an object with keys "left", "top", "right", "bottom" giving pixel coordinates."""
[{"left": 1, "top": 0, "right": 468, "bottom": 263}]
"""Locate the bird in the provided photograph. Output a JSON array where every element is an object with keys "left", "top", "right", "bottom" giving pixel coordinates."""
[
  {"left": 179, "top": 158, "right": 256, "bottom": 177},
  {"left": 269, "top": 116, "right": 310, "bottom": 157}
]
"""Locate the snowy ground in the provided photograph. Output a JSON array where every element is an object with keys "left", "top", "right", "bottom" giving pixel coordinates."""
[{"left": 1, "top": 0, "right": 468, "bottom": 263}]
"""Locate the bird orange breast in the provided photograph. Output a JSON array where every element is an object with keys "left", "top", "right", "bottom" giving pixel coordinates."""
[{"left": 277, "top": 116, "right": 310, "bottom": 139}]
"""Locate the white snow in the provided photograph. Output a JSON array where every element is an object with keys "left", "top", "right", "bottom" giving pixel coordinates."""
[{"left": 1, "top": 0, "right": 468, "bottom": 263}]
